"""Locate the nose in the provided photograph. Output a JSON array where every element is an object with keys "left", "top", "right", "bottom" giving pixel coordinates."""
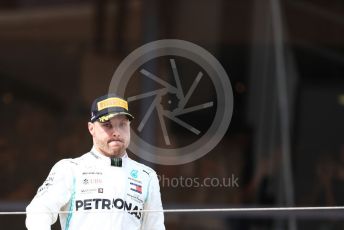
[
  {"left": 110, "top": 125, "right": 121, "bottom": 137},
  {"left": 111, "top": 128, "right": 119, "bottom": 136}
]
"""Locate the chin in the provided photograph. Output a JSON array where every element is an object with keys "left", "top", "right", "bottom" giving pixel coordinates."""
[{"left": 109, "top": 150, "right": 124, "bottom": 157}]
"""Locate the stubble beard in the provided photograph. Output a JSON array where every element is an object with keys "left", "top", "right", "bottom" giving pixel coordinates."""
[{"left": 95, "top": 139, "right": 126, "bottom": 158}]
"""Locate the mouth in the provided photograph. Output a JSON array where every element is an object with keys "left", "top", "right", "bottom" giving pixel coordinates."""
[{"left": 108, "top": 139, "right": 123, "bottom": 144}]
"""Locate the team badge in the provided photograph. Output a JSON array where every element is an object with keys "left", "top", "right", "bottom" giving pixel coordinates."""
[{"left": 130, "top": 169, "right": 138, "bottom": 179}]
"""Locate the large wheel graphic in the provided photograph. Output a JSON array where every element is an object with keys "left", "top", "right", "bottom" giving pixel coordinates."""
[{"left": 109, "top": 39, "right": 233, "bottom": 165}]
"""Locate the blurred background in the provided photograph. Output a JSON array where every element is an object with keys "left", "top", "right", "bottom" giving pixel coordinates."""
[{"left": 0, "top": 0, "right": 343, "bottom": 229}]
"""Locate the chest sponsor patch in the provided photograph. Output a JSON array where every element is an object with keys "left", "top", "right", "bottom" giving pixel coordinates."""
[
  {"left": 75, "top": 198, "right": 142, "bottom": 219},
  {"left": 129, "top": 182, "right": 142, "bottom": 194}
]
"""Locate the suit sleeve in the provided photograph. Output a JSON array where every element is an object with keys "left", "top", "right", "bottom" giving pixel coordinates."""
[
  {"left": 141, "top": 171, "right": 165, "bottom": 230},
  {"left": 26, "top": 159, "right": 73, "bottom": 230}
]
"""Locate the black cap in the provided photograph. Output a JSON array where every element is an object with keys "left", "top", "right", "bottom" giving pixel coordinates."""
[{"left": 90, "top": 94, "right": 134, "bottom": 123}]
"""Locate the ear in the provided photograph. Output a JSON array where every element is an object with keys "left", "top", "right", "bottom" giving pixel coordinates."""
[{"left": 88, "top": 122, "right": 95, "bottom": 136}]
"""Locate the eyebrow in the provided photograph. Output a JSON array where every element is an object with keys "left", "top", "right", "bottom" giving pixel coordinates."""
[{"left": 117, "top": 116, "right": 129, "bottom": 122}]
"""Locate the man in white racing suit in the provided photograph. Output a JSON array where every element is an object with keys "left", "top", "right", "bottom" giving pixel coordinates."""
[{"left": 26, "top": 94, "right": 165, "bottom": 230}]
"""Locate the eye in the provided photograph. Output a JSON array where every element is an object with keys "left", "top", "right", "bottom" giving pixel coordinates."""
[{"left": 102, "top": 122, "right": 112, "bottom": 128}]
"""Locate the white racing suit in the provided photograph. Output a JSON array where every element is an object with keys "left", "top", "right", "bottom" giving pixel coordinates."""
[{"left": 26, "top": 148, "right": 165, "bottom": 230}]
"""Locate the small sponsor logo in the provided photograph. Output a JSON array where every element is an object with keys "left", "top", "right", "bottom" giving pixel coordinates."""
[
  {"left": 83, "top": 178, "right": 102, "bottom": 185},
  {"left": 80, "top": 188, "right": 104, "bottom": 194},
  {"left": 82, "top": 171, "right": 102, "bottom": 175},
  {"left": 130, "top": 182, "right": 142, "bottom": 194},
  {"left": 127, "top": 193, "right": 144, "bottom": 204},
  {"left": 128, "top": 177, "right": 142, "bottom": 184},
  {"left": 143, "top": 170, "right": 150, "bottom": 176},
  {"left": 130, "top": 170, "right": 138, "bottom": 179},
  {"left": 46, "top": 176, "right": 54, "bottom": 182},
  {"left": 81, "top": 188, "right": 96, "bottom": 194}
]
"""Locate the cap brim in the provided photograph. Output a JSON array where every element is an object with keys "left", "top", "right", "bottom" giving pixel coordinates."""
[{"left": 97, "top": 112, "right": 134, "bottom": 123}]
